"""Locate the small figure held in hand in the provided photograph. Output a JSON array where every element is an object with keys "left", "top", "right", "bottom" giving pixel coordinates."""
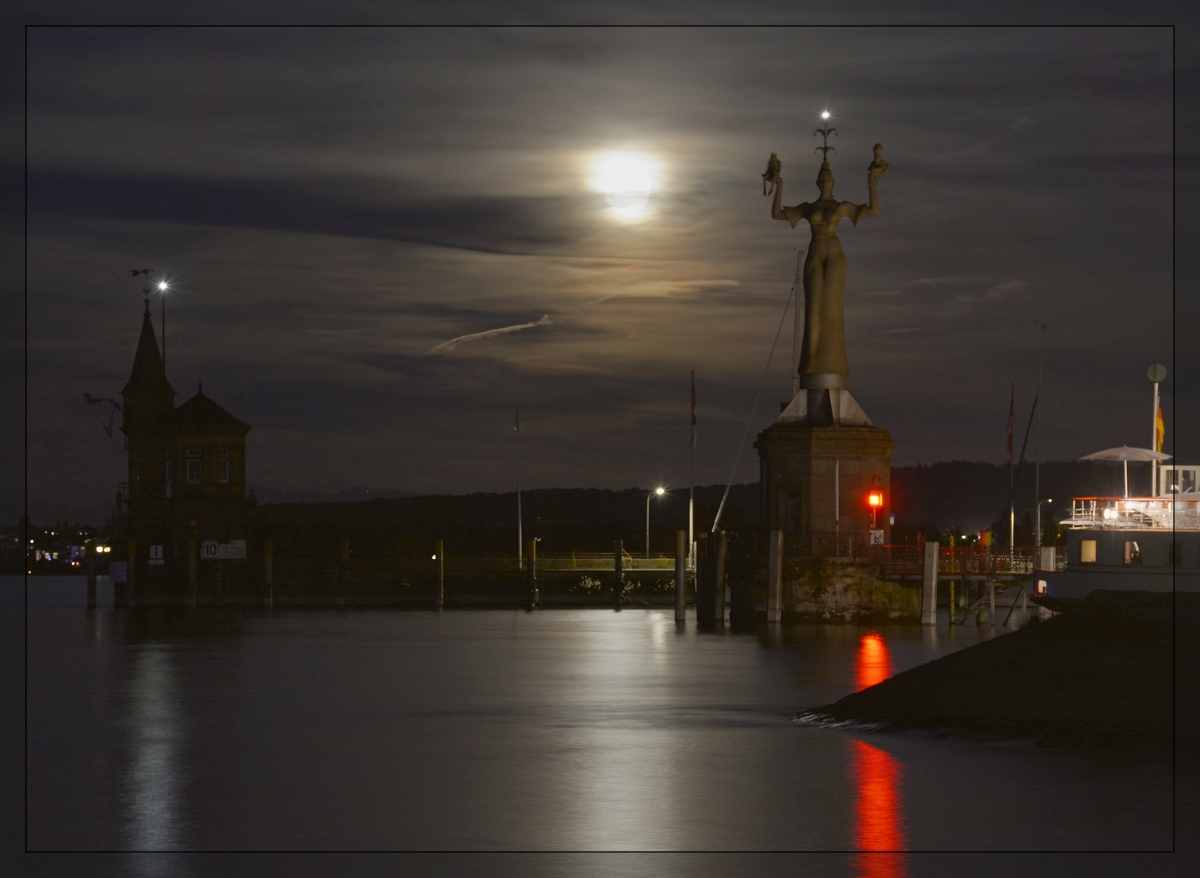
[{"left": 762, "top": 152, "right": 782, "bottom": 195}]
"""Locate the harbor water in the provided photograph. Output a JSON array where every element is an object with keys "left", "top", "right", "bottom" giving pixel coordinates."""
[{"left": 18, "top": 575, "right": 1197, "bottom": 875}]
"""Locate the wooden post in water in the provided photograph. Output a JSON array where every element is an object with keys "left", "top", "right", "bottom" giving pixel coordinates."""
[
  {"left": 526, "top": 539, "right": 538, "bottom": 610},
  {"left": 263, "top": 538, "right": 274, "bottom": 608},
  {"left": 127, "top": 539, "right": 137, "bottom": 608},
  {"left": 613, "top": 540, "right": 624, "bottom": 609},
  {"left": 674, "top": 530, "right": 686, "bottom": 624},
  {"left": 948, "top": 579, "right": 956, "bottom": 627},
  {"left": 921, "top": 541, "right": 938, "bottom": 626},
  {"left": 694, "top": 535, "right": 710, "bottom": 626},
  {"left": 86, "top": 541, "right": 97, "bottom": 610},
  {"left": 187, "top": 537, "right": 197, "bottom": 607},
  {"left": 767, "top": 529, "right": 783, "bottom": 624},
  {"left": 337, "top": 538, "right": 349, "bottom": 608},
  {"left": 713, "top": 529, "right": 728, "bottom": 624},
  {"left": 435, "top": 539, "right": 444, "bottom": 611}
]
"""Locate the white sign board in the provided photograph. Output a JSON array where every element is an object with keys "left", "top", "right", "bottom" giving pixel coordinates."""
[
  {"left": 149, "top": 544, "right": 164, "bottom": 566},
  {"left": 217, "top": 540, "right": 247, "bottom": 560},
  {"left": 868, "top": 529, "right": 885, "bottom": 546},
  {"left": 200, "top": 540, "right": 219, "bottom": 561}
]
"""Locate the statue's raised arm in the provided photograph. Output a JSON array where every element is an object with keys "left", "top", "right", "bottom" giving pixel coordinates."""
[
  {"left": 840, "top": 144, "right": 890, "bottom": 227},
  {"left": 764, "top": 154, "right": 809, "bottom": 229}
]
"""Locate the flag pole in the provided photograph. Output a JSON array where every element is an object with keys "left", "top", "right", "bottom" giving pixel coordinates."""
[
  {"left": 515, "top": 407, "right": 522, "bottom": 567},
  {"left": 1152, "top": 380, "right": 1161, "bottom": 495},
  {"left": 1008, "top": 383, "right": 1015, "bottom": 553}
]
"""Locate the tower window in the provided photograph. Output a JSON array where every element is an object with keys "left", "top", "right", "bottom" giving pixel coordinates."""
[
  {"left": 186, "top": 448, "right": 201, "bottom": 484},
  {"left": 217, "top": 449, "right": 230, "bottom": 484}
]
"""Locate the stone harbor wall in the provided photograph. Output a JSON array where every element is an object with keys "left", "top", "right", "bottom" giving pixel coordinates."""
[{"left": 780, "top": 556, "right": 920, "bottom": 622}]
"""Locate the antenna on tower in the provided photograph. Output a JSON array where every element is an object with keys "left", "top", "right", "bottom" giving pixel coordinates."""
[{"left": 130, "top": 268, "right": 156, "bottom": 309}]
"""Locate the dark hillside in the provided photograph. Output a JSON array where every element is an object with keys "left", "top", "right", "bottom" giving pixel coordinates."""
[
  {"left": 253, "top": 483, "right": 760, "bottom": 557},
  {"left": 249, "top": 460, "right": 1140, "bottom": 556}
]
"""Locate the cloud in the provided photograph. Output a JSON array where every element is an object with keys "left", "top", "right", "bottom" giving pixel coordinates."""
[
  {"left": 664, "top": 278, "right": 741, "bottom": 293},
  {"left": 426, "top": 315, "right": 553, "bottom": 354},
  {"left": 26, "top": 168, "right": 586, "bottom": 255},
  {"left": 986, "top": 279, "right": 1027, "bottom": 299}
]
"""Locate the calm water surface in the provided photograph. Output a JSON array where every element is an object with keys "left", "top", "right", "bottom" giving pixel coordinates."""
[{"left": 23, "top": 576, "right": 1182, "bottom": 862}]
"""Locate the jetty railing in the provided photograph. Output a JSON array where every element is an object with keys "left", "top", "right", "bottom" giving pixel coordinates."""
[{"left": 786, "top": 535, "right": 1036, "bottom": 577}]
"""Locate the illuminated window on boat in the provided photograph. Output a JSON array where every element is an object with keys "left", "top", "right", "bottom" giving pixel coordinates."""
[
  {"left": 1079, "top": 540, "right": 1097, "bottom": 564},
  {"left": 1123, "top": 541, "right": 1142, "bottom": 565}
]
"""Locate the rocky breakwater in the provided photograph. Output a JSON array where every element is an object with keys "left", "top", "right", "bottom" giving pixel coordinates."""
[{"left": 798, "top": 591, "right": 1199, "bottom": 750}]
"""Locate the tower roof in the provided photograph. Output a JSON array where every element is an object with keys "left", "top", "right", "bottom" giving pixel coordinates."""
[
  {"left": 122, "top": 307, "right": 174, "bottom": 397},
  {"left": 168, "top": 386, "right": 249, "bottom": 434}
]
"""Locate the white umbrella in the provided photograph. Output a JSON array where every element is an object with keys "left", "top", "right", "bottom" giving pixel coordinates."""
[{"left": 1079, "top": 446, "right": 1172, "bottom": 497}]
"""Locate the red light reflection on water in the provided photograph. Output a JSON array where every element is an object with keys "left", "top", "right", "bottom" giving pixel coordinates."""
[
  {"left": 855, "top": 632, "right": 892, "bottom": 691},
  {"left": 850, "top": 739, "right": 908, "bottom": 878}
]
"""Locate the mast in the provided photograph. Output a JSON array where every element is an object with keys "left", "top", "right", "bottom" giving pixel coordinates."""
[
  {"left": 1034, "top": 321, "right": 1046, "bottom": 551},
  {"left": 689, "top": 371, "right": 695, "bottom": 569},
  {"left": 515, "top": 407, "right": 522, "bottom": 567},
  {"left": 791, "top": 249, "right": 803, "bottom": 399}
]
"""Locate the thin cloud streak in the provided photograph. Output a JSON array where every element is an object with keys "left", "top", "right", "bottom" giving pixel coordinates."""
[{"left": 426, "top": 315, "right": 554, "bottom": 354}]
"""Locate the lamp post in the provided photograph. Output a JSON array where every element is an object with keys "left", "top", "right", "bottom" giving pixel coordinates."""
[
  {"left": 646, "top": 487, "right": 665, "bottom": 557},
  {"left": 156, "top": 279, "right": 170, "bottom": 370}
]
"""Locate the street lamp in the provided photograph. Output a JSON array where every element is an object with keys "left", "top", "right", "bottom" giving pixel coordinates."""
[
  {"left": 155, "top": 278, "right": 170, "bottom": 370},
  {"left": 646, "top": 487, "right": 666, "bottom": 557}
]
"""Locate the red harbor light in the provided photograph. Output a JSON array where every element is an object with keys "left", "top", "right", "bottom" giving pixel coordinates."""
[{"left": 867, "top": 490, "right": 883, "bottom": 508}]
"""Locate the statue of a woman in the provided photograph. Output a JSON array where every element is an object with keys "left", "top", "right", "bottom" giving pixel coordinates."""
[{"left": 767, "top": 145, "right": 889, "bottom": 386}]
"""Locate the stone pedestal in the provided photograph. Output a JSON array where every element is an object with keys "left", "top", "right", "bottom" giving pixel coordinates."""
[{"left": 755, "top": 420, "right": 894, "bottom": 555}]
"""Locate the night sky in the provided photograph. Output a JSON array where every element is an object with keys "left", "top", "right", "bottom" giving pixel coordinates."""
[{"left": 22, "top": 24, "right": 1189, "bottom": 517}]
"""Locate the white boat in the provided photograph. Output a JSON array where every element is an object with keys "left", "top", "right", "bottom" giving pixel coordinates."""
[{"left": 1033, "top": 464, "right": 1200, "bottom": 609}]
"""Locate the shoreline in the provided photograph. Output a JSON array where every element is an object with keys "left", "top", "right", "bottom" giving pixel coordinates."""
[{"left": 798, "top": 590, "right": 1199, "bottom": 752}]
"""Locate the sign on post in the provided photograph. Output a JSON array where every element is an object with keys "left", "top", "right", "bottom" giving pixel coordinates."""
[
  {"left": 200, "top": 540, "right": 246, "bottom": 560},
  {"left": 217, "top": 540, "right": 246, "bottom": 560},
  {"left": 149, "top": 544, "right": 164, "bottom": 566}
]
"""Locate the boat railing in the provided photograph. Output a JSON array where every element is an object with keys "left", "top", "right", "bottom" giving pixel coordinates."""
[{"left": 1065, "top": 496, "right": 1200, "bottom": 529}]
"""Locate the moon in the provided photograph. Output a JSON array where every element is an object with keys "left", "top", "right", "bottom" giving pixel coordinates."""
[{"left": 588, "top": 151, "right": 662, "bottom": 223}]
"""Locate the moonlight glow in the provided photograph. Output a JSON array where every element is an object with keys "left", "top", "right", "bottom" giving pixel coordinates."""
[{"left": 588, "top": 151, "right": 663, "bottom": 222}]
